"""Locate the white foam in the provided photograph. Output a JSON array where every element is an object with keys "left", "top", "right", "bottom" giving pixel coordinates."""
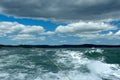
[
  {"left": 57, "top": 50, "right": 89, "bottom": 64},
  {"left": 0, "top": 72, "right": 9, "bottom": 79},
  {"left": 9, "top": 73, "right": 27, "bottom": 80},
  {"left": 0, "top": 50, "right": 9, "bottom": 55},
  {"left": 85, "top": 48, "right": 104, "bottom": 54},
  {"left": 54, "top": 49, "right": 120, "bottom": 80},
  {"left": 0, "top": 49, "right": 119, "bottom": 80}
]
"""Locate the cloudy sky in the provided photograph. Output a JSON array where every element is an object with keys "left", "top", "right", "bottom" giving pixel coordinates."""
[{"left": 0, "top": 0, "right": 120, "bottom": 45}]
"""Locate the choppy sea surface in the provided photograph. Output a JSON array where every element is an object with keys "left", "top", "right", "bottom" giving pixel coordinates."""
[{"left": 0, "top": 48, "right": 120, "bottom": 80}]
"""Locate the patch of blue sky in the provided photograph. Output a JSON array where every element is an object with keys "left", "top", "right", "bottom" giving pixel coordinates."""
[{"left": 0, "top": 14, "right": 67, "bottom": 31}]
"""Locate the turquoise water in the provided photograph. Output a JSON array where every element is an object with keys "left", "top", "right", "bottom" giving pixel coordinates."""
[{"left": 0, "top": 48, "right": 120, "bottom": 80}]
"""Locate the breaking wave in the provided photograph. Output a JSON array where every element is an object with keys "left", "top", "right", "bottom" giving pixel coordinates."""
[{"left": 0, "top": 48, "right": 120, "bottom": 80}]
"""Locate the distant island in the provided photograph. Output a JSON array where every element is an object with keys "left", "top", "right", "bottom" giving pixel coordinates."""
[{"left": 0, "top": 44, "right": 120, "bottom": 48}]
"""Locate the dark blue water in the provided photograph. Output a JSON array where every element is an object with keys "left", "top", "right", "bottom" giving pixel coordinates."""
[{"left": 0, "top": 48, "right": 120, "bottom": 80}]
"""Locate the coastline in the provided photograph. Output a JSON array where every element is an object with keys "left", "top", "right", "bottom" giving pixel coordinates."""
[{"left": 0, "top": 44, "right": 120, "bottom": 48}]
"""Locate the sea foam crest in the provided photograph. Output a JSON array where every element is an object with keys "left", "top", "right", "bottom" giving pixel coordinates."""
[
  {"left": 54, "top": 49, "right": 120, "bottom": 80},
  {"left": 0, "top": 48, "right": 119, "bottom": 80}
]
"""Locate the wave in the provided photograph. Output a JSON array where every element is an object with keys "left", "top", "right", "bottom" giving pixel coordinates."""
[{"left": 0, "top": 48, "right": 119, "bottom": 80}]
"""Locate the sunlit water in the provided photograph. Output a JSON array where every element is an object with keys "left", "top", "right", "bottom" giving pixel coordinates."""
[{"left": 0, "top": 48, "right": 120, "bottom": 80}]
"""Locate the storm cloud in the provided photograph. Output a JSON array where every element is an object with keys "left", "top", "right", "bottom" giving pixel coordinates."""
[{"left": 0, "top": 0, "right": 120, "bottom": 21}]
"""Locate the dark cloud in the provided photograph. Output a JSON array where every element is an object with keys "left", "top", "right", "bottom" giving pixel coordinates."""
[{"left": 0, "top": 0, "right": 120, "bottom": 21}]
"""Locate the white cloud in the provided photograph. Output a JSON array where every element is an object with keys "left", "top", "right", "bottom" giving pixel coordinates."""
[
  {"left": 76, "top": 31, "right": 120, "bottom": 40},
  {"left": 0, "top": 22, "right": 49, "bottom": 41},
  {"left": 0, "top": 21, "right": 119, "bottom": 42},
  {"left": 0, "top": 22, "right": 24, "bottom": 36},
  {"left": 20, "top": 26, "right": 45, "bottom": 34},
  {"left": 107, "top": 31, "right": 113, "bottom": 36},
  {"left": 115, "top": 30, "right": 120, "bottom": 36},
  {"left": 55, "top": 21, "right": 120, "bottom": 40},
  {"left": 0, "top": 22, "right": 45, "bottom": 36},
  {"left": 39, "top": 36, "right": 46, "bottom": 41},
  {"left": 60, "top": 40, "right": 67, "bottom": 43},
  {"left": 55, "top": 21, "right": 116, "bottom": 34},
  {"left": 10, "top": 34, "right": 46, "bottom": 41},
  {"left": 11, "top": 34, "right": 36, "bottom": 40},
  {"left": 45, "top": 31, "right": 55, "bottom": 35}
]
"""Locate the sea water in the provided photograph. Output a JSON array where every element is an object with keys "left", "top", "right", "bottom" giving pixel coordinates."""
[{"left": 0, "top": 48, "right": 120, "bottom": 80}]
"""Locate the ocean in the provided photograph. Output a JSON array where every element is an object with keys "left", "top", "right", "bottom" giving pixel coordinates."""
[{"left": 0, "top": 48, "right": 120, "bottom": 80}]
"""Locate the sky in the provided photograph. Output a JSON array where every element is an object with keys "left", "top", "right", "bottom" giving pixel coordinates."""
[{"left": 0, "top": 0, "right": 120, "bottom": 45}]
